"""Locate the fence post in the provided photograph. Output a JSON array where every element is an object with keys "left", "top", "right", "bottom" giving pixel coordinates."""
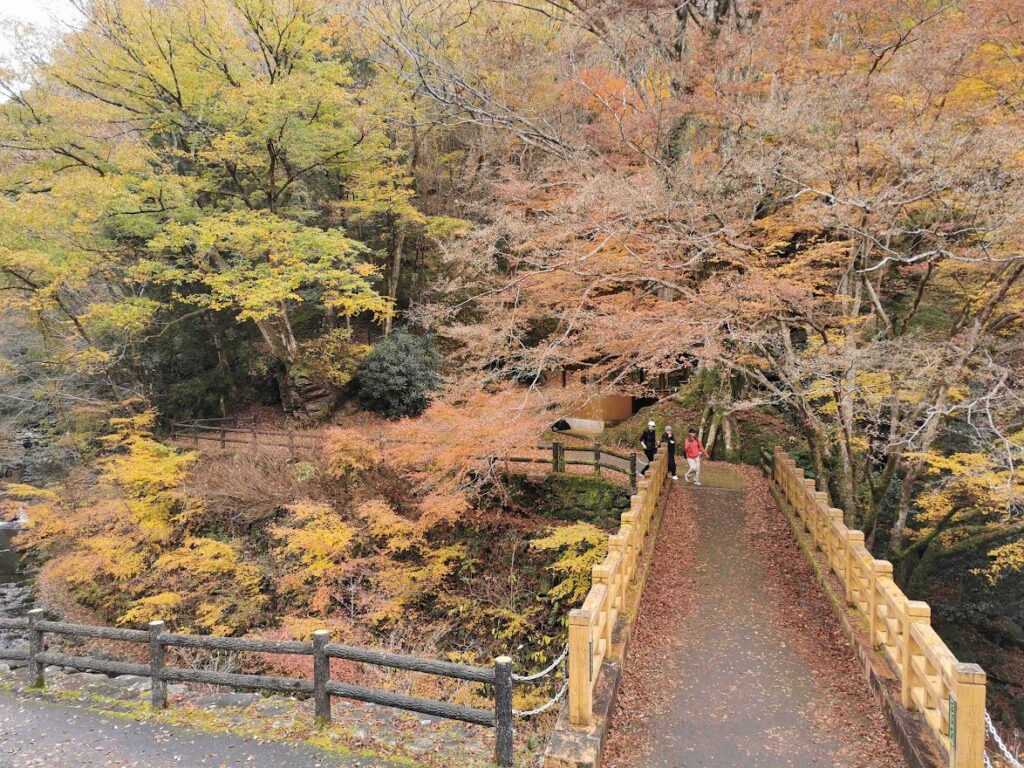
[
  {"left": 220, "top": 428, "right": 226, "bottom": 449},
  {"left": 952, "top": 663, "right": 986, "bottom": 768},
  {"left": 845, "top": 530, "right": 865, "bottom": 605},
  {"left": 868, "top": 561, "right": 892, "bottom": 647},
  {"left": 568, "top": 609, "right": 593, "bottom": 727},
  {"left": 593, "top": 442, "right": 601, "bottom": 475},
  {"left": 493, "top": 656, "right": 513, "bottom": 767},
  {"left": 149, "top": 620, "right": 167, "bottom": 709},
  {"left": 313, "top": 629, "right": 331, "bottom": 725},
  {"left": 552, "top": 441, "right": 560, "bottom": 473},
  {"left": 27, "top": 608, "right": 45, "bottom": 688},
  {"left": 629, "top": 452, "right": 637, "bottom": 492},
  {"left": 901, "top": 601, "right": 931, "bottom": 709}
]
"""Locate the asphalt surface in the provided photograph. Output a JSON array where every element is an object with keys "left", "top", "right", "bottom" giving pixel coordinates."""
[{"left": 0, "top": 692, "right": 400, "bottom": 768}]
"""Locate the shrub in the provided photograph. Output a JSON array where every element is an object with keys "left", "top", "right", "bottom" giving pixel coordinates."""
[{"left": 357, "top": 331, "right": 440, "bottom": 418}]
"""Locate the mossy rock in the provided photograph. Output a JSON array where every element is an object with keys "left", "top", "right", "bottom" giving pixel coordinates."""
[{"left": 507, "top": 474, "right": 629, "bottom": 530}]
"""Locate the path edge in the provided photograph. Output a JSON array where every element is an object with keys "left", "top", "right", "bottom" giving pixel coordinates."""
[
  {"left": 543, "top": 476, "right": 674, "bottom": 768},
  {"left": 765, "top": 473, "right": 947, "bottom": 768}
]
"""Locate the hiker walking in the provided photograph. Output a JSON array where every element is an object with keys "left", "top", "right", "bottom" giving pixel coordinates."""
[
  {"left": 661, "top": 425, "right": 678, "bottom": 480},
  {"left": 639, "top": 420, "right": 657, "bottom": 475},
  {"left": 683, "top": 428, "right": 709, "bottom": 486}
]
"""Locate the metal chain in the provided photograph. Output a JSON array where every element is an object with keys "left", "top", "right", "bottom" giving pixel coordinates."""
[
  {"left": 987, "top": 711, "right": 1024, "bottom": 768},
  {"left": 512, "top": 645, "right": 568, "bottom": 683},
  {"left": 513, "top": 678, "right": 569, "bottom": 718}
]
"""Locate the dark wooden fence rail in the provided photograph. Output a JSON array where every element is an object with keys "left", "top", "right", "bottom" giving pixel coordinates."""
[
  {"left": 506, "top": 441, "right": 639, "bottom": 491},
  {"left": 169, "top": 421, "right": 321, "bottom": 453},
  {"left": 0, "top": 611, "right": 517, "bottom": 766}
]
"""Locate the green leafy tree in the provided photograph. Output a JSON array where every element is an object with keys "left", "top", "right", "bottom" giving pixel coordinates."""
[{"left": 357, "top": 331, "right": 440, "bottom": 418}]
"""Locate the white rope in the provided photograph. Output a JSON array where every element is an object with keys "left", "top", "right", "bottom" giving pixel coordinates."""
[
  {"left": 512, "top": 645, "right": 568, "bottom": 682},
  {"left": 987, "top": 711, "right": 1024, "bottom": 768},
  {"left": 513, "top": 678, "right": 569, "bottom": 717}
]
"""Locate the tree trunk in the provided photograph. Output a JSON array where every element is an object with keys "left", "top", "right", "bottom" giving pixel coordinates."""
[{"left": 383, "top": 220, "right": 406, "bottom": 336}]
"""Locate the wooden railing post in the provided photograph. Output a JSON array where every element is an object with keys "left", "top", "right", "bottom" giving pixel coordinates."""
[
  {"left": 493, "top": 656, "right": 514, "bottom": 766},
  {"left": 829, "top": 508, "right": 845, "bottom": 578},
  {"left": 568, "top": 609, "right": 593, "bottom": 727},
  {"left": 593, "top": 442, "right": 601, "bottom": 475},
  {"left": 551, "top": 441, "right": 561, "bottom": 473},
  {"left": 845, "top": 530, "right": 865, "bottom": 605},
  {"left": 902, "top": 601, "right": 931, "bottom": 709},
  {"left": 629, "top": 452, "right": 637, "bottom": 492},
  {"left": 149, "top": 620, "right": 167, "bottom": 709},
  {"left": 813, "top": 490, "right": 828, "bottom": 548},
  {"left": 220, "top": 427, "right": 226, "bottom": 449},
  {"left": 313, "top": 629, "right": 331, "bottom": 725},
  {"left": 869, "top": 561, "right": 892, "bottom": 646},
  {"left": 27, "top": 608, "right": 45, "bottom": 688},
  {"left": 952, "top": 663, "right": 986, "bottom": 768}
]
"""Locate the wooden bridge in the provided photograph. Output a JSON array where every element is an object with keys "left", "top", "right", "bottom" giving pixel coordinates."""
[{"left": 544, "top": 446, "right": 1003, "bottom": 768}]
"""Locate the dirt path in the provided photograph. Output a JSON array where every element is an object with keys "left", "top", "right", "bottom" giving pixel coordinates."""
[{"left": 603, "top": 464, "right": 904, "bottom": 768}]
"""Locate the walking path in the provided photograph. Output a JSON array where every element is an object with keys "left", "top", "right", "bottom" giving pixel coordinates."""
[
  {"left": 604, "top": 465, "right": 903, "bottom": 768},
  {"left": 0, "top": 691, "right": 394, "bottom": 768}
]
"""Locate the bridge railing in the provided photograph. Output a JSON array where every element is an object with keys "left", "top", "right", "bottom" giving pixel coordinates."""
[
  {"left": 769, "top": 447, "right": 987, "bottom": 768},
  {"left": 567, "top": 447, "right": 669, "bottom": 726},
  {"left": 0, "top": 612, "right": 518, "bottom": 766}
]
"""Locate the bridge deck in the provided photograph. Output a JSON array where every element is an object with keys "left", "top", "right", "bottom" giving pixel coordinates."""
[{"left": 604, "top": 464, "right": 904, "bottom": 768}]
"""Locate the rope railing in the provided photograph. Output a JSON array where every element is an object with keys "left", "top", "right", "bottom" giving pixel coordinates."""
[
  {"left": 987, "top": 712, "right": 1024, "bottom": 768},
  {"left": 512, "top": 644, "right": 568, "bottom": 683}
]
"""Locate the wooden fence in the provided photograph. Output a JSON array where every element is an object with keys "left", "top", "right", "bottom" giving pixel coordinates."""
[
  {"left": 506, "top": 441, "right": 639, "bottom": 492},
  {"left": 566, "top": 445, "right": 670, "bottom": 726},
  {"left": 0, "top": 611, "right": 517, "bottom": 766},
  {"left": 768, "top": 447, "right": 986, "bottom": 768},
  {"left": 170, "top": 420, "right": 321, "bottom": 454}
]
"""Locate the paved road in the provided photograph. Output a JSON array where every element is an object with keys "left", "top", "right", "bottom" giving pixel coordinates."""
[
  {"left": 0, "top": 692, "right": 398, "bottom": 768},
  {"left": 605, "top": 466, "right": 896, "bottom": 768}
]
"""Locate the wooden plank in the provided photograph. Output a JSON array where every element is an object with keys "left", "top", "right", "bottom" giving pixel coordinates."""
[
  {"left": 36, "top": 652, "right": 149, "bottom": 677},
  {"left": 0, "top": 618, "right": 28, "bottom": 630},
  {"left": 322, "top": 643, "right": 494, "bottom": 683},
  {"left": 162, "top": 633, "right": 311, "bottom": 655},
  {"left": 161, "top": 667, "right": 314, "bottom": 694},
  {"left": 325, "top": 681, "right": 493, "bottom": 727},
  {"left": 37, "top": 620, "right": 149, "bottom": 644}
]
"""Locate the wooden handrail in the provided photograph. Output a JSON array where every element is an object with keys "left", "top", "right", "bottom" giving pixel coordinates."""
[
  {"left": 567, "top": 444, "right": 670, "bottom": 726},
  {"left": 769, "top": 448, "right": 987, "bottom": 768}
]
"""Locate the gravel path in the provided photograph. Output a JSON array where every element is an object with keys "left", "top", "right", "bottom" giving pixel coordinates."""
[
  {"left": 604, "top": 464, "right": 904, "bottom": 768},
  {"left": 0, "top": 691, "right": 399, "bottom": 768}
]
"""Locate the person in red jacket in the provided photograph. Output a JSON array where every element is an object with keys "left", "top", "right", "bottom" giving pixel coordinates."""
[{"left": 683, "top": 429, "right": 709, "bottom": 485}]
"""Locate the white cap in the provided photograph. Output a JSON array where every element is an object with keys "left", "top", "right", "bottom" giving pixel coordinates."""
[
  {"left": 665, "top": 425, "right": 673, "bottom": 431},
  {"left": 647, "top": 420, "right": 656, "bottom": 427}
]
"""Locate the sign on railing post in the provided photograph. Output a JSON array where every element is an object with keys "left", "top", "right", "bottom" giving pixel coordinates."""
[
  {"left": 27, "top": 608, "right": 44, "bottom": 688},
  {"left": 312, "top": 630, "right": 331, "bottom": 725},
  {"left": 952, "top": 663, "right": 986, "bottom": 768},
  {"left": 493, "top": 656, "right": 514, "bottom": 767},
  {"left": 149, "top": 620, "right": 167, "bottom": 709}
]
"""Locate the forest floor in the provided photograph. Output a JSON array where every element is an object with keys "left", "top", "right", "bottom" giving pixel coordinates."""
[{"left": 603, "top": 463, "right": 905, "bottom": 768}]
